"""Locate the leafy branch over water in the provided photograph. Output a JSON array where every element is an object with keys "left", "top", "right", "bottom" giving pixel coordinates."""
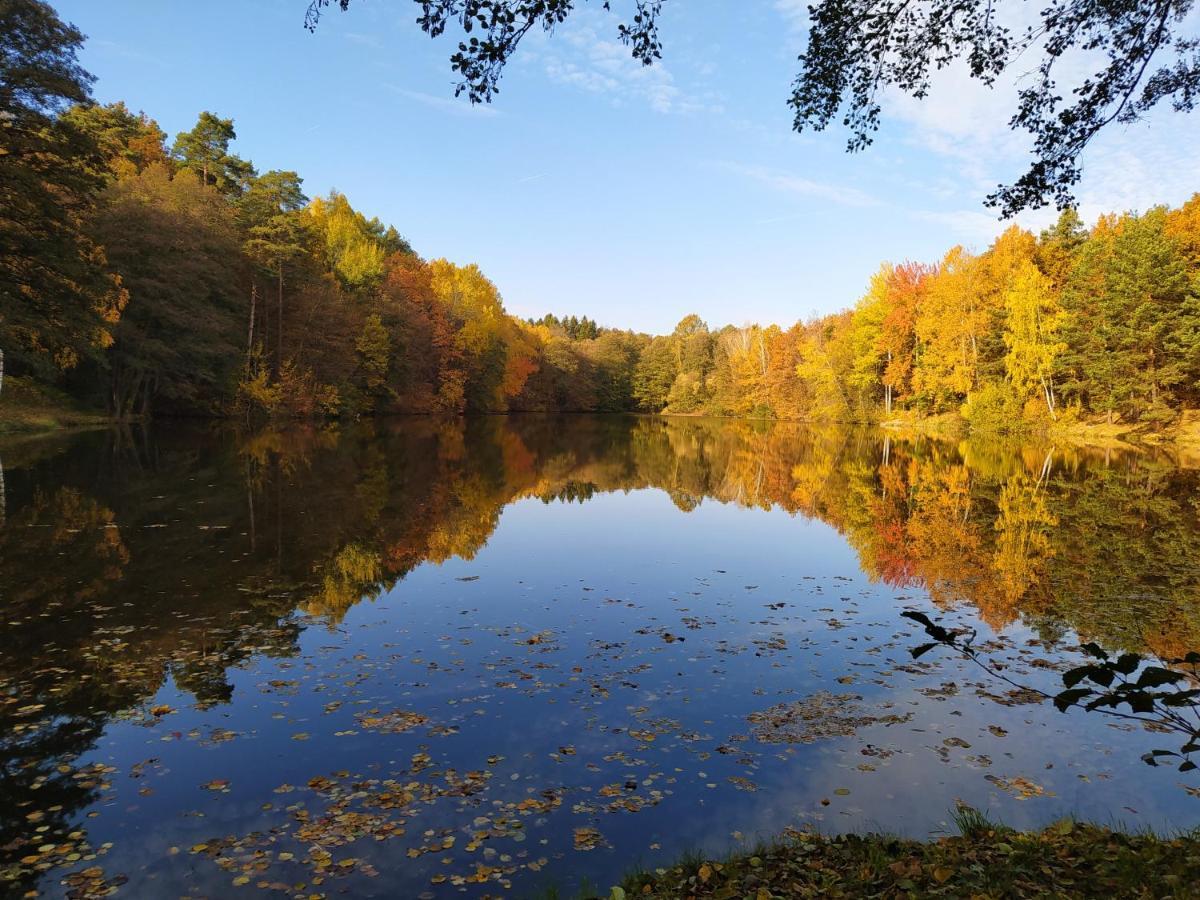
[{"left": 904, "top": 610, "right": 1200, "bottom": 775}]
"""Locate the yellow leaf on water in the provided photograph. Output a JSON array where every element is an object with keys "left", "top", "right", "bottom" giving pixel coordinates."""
[{"left": 932, "top": 865, "right": 953, "bottom": 883}]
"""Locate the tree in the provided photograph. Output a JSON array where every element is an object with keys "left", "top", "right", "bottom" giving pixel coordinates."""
[
  {"left": 848, "top": 265, "right": 891, "bottom": 413},
  {"left": 1061, "top": 209, "right": 1200, "bottom": 421},
  {"left": 665, "top": 314, "right": 713, "bottom": 412},
  {"left": 355, "top": 313, "right": 391, "bottom": 395},
  {"left": 1037, "top": 209, "right": 1088, "bottom": 291},
  {"left": 0, "top": 0, "right": 126, "bottom": 382},
  {"left": 1003, "top": 260, "right": 1066, "bottom": 419},
  {"left": 241, "top": 171, "right": 310, "bottom": 374},
  {"left": 878, "top": 263, "right": 925, "bottom": 411},
  {"left": 795, "top": 312, "right": 855, "bottom": 421},
  {"left": 913, "top": 246, "right": 985, "bottom": 409},
  {"left": 172, "top": 111, "right": 255, "bottom": 197},
  {"left": 60, "top": 101, "right": 169, "bottom": 179},
  {"left": 93, "top": 162, "right": 244, "bottom": 416},
  {"left": 427, "top": 259, "right": 509, "bottom": 410},
  {"left": 306, "top": 192, "right": 391, "bottom": 289},
  {"left": 633, "top": 335, "right": 677, "bottom": 411},
  {"left": 307, "top": 0, "right": 1200, "bottom": 215}
]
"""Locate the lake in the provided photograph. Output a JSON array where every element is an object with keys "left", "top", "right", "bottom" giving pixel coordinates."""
[{"left": 3, "top": 415, "right": 1199, "bottom": 898}]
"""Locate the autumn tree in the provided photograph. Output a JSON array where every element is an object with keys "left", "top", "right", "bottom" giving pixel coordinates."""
[
  {"left": 633, "top": 335, "right": 677, "bottom": 412},
  {"left": 428, "top": 259, "right": 511, "bottom": 410},
  {"left": 665, "top": 314, "right": 714, "bottom": 413},
  {"left": 92, "top": 163, "right": 244, "bottom": 416},
  {"left": 240, "top": 170, "right": 310, "bottom": 374},
  {"left": 913, "top": 247, "right": 983, "bottom": 409},
  {"left": 1003, "top": 260, "right": 1066, "bottom": 419},
  {"left": 0, "top": 0, "right": 126, "bottom": 383},
  {"left": 795, "top": 311, "right": 855, "bottom": 421},
  {"left": 848, "top": 265, "right": 892, "bottom": 414},
  {"left": 60, "top": 101, "right": 169, "bottom": 179}
]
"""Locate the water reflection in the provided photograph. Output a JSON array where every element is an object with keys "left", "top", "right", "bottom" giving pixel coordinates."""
[{"left": 2, "top": 416, "right": 1199, "bottom": 896}]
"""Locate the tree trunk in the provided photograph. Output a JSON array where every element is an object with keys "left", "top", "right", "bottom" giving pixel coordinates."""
[
  {"left": 0, "top": 348, "right": 5, "bottom": 399},
  {"left": 884, "top": 348, "right": 892, "bottom": 415},
  {"left": 140, "top": 375, "right": 153, "bottom": 419},
  {"left": 1040, "top": 376, "right": 1057, "bottom": 421},
  {"left": 247, "top": 459, "right": 256, "bottom": 553},
  {"left": 277, "top": 261, "right": 284, "bottom": 375},
  {"left": 247, "top": 282, "right": 257, "bottom": 374},
  {"left": 1036, "top": 450, "right": 1054, "bottom": 486}
]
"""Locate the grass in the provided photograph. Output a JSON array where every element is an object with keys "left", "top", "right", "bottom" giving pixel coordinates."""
[
  {"left": 566, "top": 811, "right": 1200, "bottom": 899},
  {"left": 0, "top": 376, "right": 110, "bottom": 435}
]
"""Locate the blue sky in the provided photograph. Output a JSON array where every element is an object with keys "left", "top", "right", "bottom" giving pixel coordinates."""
[{"left": 54, "top": 0, "right": 1200, "bottom": 334}]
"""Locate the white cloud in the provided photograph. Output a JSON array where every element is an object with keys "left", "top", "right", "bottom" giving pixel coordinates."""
[
  {"left": 384, "top": 85, "right": 501, "bottom": 118},
  {"left": 878, "top": 2, "right": 1200, "bottom": 222},
  {"left": 722, "top": 162, "right": 879, "bottom": 208},
  {"left": 910, "top": 207, "right": 1053, "bottom": 249},
  {"left": 773, "top": 0, "right": 809, "bottom": 40},
  {"left": 532, "top": 9, "right": 722, "bottom": 115},
  {"left": 344, "top": 32, "right": 383, "bottom": 49}
]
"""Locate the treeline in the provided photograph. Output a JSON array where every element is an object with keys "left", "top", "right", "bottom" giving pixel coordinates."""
[
  {"left": 1, "top": 2, "right": 643, "bottom": 419},
  {"left": 621, "top": 206, "right": 1200, "bottom": 430},
  {"left": 5, "top": 1, "right": 1200, "bottom": 429}
]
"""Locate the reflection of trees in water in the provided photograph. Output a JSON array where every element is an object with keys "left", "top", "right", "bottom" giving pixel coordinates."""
[{"left": 2, "top": 417, "right": 1199, "bottom": 888}]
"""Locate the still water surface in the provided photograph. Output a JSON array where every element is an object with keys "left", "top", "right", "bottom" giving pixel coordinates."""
[{"left": 3, "top": 415, "right": 1199, "bottom": 897}]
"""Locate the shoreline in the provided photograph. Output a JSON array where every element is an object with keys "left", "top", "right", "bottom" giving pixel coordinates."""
[
  {"left": 6, "top": 384, "right": 1200, "bottom": 454},
  {"left": 600, "top": 816, "right": 1200, "bottom": 899}
]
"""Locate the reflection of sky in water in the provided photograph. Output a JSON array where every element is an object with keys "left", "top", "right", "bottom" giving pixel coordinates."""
[{"left": 4, "top": 422, "right": 1200, "bottom": 897}]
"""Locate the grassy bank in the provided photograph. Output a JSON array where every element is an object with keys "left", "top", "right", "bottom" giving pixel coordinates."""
[
  {"left": 603, "top": 816, "right": 1200, "bottom": 899},
  {"left": 0, "top": 376, "right": 111, "bottom": 435}
]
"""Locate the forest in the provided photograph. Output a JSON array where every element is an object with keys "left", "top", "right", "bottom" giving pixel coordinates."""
[{"left": 5, "top": 1, "right": 1200, "bottom": 434}]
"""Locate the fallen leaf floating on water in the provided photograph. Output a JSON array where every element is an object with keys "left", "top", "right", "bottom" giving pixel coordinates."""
[{"left": 574, "top": 827, "right": 605, "bottom": 851}]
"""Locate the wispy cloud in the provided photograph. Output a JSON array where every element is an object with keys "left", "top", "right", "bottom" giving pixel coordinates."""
[
  {"left": 879, "top": 2, "right": 1200, "bottom": 223},
  {"left": 909, "top": 209, "right": 1025, "bottom": 248},
  {"left": 722, "top": 162, "right": 878, "bottom": 209},
  {"left": 384, "top": 85, "right": 501, "bottom": 118},
  {"left": 344, "top": 32, "right": 383, "bottom": 49},
  {"left": 773, "top": 0, "right": 810, "bottom": 43},
  {"left": 91, "top": 39, "right": 166, "bottom": 67},
  {"left": 532, "top": 9, "right": 722, "bottom": 115}
]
